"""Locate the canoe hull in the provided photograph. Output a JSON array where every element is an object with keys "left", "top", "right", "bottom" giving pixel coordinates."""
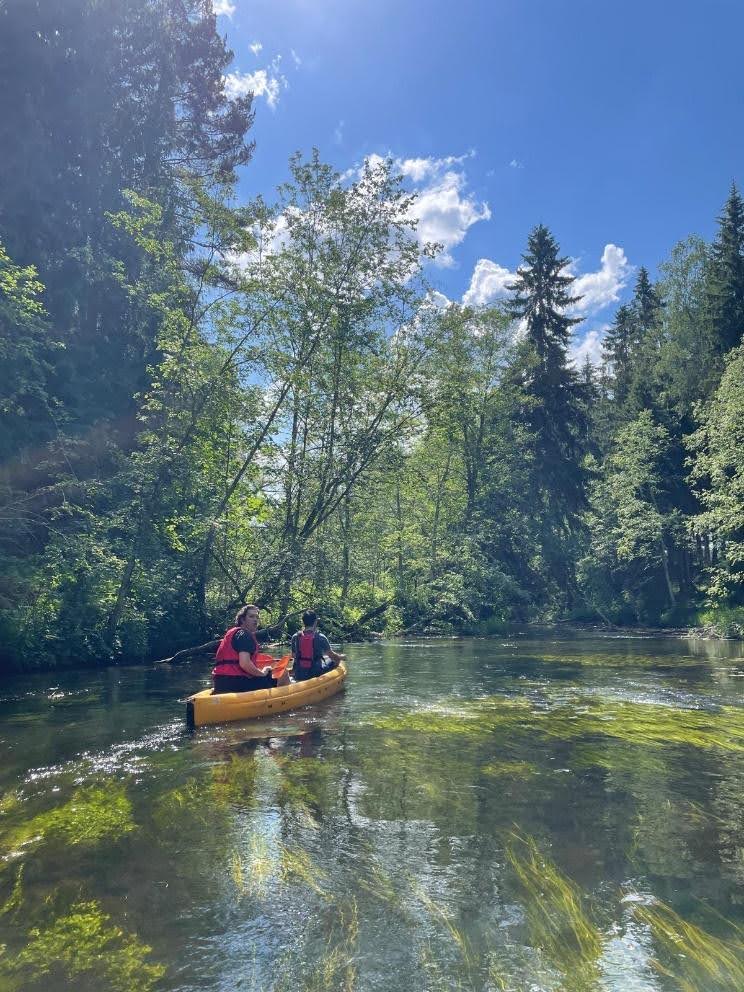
[{"left": 186, "top": 663, "right": 347, "bottom": 727}]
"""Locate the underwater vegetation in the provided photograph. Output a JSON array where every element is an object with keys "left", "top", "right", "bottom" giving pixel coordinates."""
[
  {"left": 535, "top": 698, "right": 744, "bottom": 753},
  {"left": 229, "top": 836, "right": 327, "bottom": 901},
  {"left": 367, "top": 698, "right": 532, "bottom": 740},
  {"left": 0, "top": 784, "right": 135, "bottom": 862},
  {"left": 272, "top": 897, "right": 358, "bottom": 992},
  {"left": 0, "top": 899, "right": 165, "bottom": 992},
  {"left": 367, "top": 692, "right": 744, "bottom": 755},
  {"left": 633, "top": 899, "right": 744, "bottom": 991},
  {"left": 481, "top": 760, "right": 538, "bottom": 779},
  {"left": 505, "top": 832, "right": 603, "bottom": 991}
]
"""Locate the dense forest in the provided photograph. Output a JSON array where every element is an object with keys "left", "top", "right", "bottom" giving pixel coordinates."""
[{"left": 1, "top": 0, "right": 743, "bottom": 672}]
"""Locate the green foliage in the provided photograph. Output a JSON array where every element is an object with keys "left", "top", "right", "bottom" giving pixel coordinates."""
[
  {"left": 4, "top": 900, "right": 164, "bottom": 992},
  {"left": 688, "top": 345, "right": 744, "bottom": 604},
  {"left": 0, "top": 0, "right": 743, "bottom": 667},
  {"left": 579, "top": 411, "right": 683, "bottom": 623}
]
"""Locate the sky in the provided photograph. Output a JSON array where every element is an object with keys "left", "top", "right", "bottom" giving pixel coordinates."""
[{"left": 213, "top": 0, "right": 744, "bottom": 364}]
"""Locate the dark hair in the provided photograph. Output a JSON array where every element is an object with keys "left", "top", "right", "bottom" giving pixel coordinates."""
[
  {"left": 235, "top": 604, "right": 259, "bottom": 626},
  {"left": 302, "top": 609, "right": 318, "bottom": 628}
]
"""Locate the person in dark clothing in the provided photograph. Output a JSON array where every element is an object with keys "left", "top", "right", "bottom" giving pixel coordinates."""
[
  {"left": 212, "top": 604, "right": 291, "bottom": 694},
  {"left": 291, "top": 609, "right": 345, "bottom": 681}
]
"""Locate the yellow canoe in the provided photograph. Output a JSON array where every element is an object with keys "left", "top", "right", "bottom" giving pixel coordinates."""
[{"left": 186, "top": 662, "right": 347, "bottom": 728}]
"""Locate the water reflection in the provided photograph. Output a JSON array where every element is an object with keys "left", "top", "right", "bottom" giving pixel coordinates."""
[{"left": 0, "top": 633, "right": 743, "bottom": 990}]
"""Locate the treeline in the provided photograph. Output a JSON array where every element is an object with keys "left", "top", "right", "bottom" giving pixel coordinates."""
[{"left": 1, "top": 1, "right": 743, "bottom": 671}]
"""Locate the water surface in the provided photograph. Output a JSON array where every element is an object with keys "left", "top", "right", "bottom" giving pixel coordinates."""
[{"left": 1, "top": 631, "right": 743, "bottom": 991}]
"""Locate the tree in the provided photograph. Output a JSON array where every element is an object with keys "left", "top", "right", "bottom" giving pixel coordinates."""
[
  {"left": 506, "top": 224, "right": 589, "bottom": 607},
  {"left": 707, "top": 183, "right": 744, "bottom": 356},
  {"left": 688, "top": 345, "right": 744, "bottom": 604},
  {"left": 579, "top": 411, "right": 684, "bottom": 623}
]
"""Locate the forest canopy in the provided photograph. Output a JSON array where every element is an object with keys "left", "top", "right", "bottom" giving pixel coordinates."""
[{"left": 1, "top": 0, "right": 744, "bottom": 671}]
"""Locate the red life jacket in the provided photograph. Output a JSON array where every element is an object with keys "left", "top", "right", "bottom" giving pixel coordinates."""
[
  {"left": 212, "top": 626, "right": 258, "bottom": 678},
  {"left": 296, "top": 630, "right": 320, "bottom": 670}
]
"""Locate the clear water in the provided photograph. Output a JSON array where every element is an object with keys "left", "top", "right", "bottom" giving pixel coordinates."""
[{"left": 1, "top": 631, "right": 743, "bottom": 991}]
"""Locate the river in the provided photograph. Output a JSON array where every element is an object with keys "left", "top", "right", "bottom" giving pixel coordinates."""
[{"left": 1, "top": 630, "right": 743, "bottom": 991}]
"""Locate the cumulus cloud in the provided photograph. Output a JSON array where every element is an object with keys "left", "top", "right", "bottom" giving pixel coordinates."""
[
  {"left": 249, "top": 41, "right": 263, "bottom": 55},
  {"left": 396, "top": 151, "right": 475, "bottom": 183},
  {"left": 224, "top": 57, "right": 287, "bottom": 110},
  {"left": 213, "top": 0, "right": 236, "bottom": 16},
  {"left": 570, "top": 244, "right": 631, "bottom": 317},
  {"left": 409, "top": 171, "right": 490, "bottom": 267},
  {"left": 462, "top": 259, "right": 516, "bottom": 307},
  {"left": 341, "top": 150, "right": 488, "bottom": 267},
  {"left": 570, "top": 326, "right": 609, "bottom": 367}
]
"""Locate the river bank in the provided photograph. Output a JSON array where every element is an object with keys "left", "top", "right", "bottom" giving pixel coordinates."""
[{"left": 2, "top": 617, "right": 742, "bottom": 677}]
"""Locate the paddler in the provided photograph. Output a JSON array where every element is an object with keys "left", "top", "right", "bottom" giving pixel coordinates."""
[{"left": 212, "top": 604, "right": 291, "bottom": 694}]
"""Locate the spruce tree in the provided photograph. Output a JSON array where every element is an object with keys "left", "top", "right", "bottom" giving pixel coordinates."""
[
  {"left": 707, "top": 183, "right": 744, "bottom": 355},
  {"left": 625, "top": 267, "right": 665, "bottom": 417},
  {"left": 507, "top": 225, "right": 588, "bottom": 607},
  {"left": 602, "top": 303, "right": 635, "bottom": 405}
]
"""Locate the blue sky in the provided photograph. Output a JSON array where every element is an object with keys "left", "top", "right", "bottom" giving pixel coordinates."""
[{"left": 214, "top": 0, "right": 744, "bottom": 362}]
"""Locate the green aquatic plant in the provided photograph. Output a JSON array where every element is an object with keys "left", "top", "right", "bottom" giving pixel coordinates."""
[
  {"left": 571, "top": 742, "right": 670, "bottom": 780},
  {"left": 633, "top": 899, "right": 744, "bottom": 991},
  {"left": 505, "top": 832, "right": 603, "bottom": 991},
  {"left": 3, "top": 899, "right": 165, "bottom": 992},
  {"left": 1, "top": 784, "right": 135, "bottom": 859},
  {"left": 210, "top": 753, "right": 258, "bottom": 808},
  {"left": 367, "top": 697, "right": 532, "bottom": 740},
  {"left": 536, "top": 698, "right": 744, "bottom": 752},
  {"left": 276, "top": 755, "right": 342, "bottom": 819},
  {"left": 230, "top": 835, "right": 276, "bottom": 899},
  {"left": 481, "top": 759, "right": 538, "bottom": 779},
  {"left": 0, "top": 866, "right": 23, "bottom": 919},
  {"left": 280, "top": 847, "right": 328, "bottom": 898}
]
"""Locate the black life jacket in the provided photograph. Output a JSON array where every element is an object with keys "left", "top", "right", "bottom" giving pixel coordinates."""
[{"left": 295, "top": 630, "right": 322, "bottom": 670}]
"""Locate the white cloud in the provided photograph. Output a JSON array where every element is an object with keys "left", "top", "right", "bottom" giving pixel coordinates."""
[
  {"left": 249, "top": 41, "right": 263, "bottom": 56},
  {"left": 509, "top": 158, "right": 524, "bottom": 169},
  {"left": 341, "top": 150, "right": 488, "bottom": 266},
  {"left": 290, "top": 49, "right": 302, "bottom": 67},
  {"left": 224, "top": 57, "right": 287, "bottom": 110},
  {"left": 213, "top": 0, "right": 236, "bottom": 16},
  {"left": 397, "top": 151, "right": 475, "bottom": 183},
  {"left": 462, "top": 259, "right": 515, "bottom": 307},
  {"left": 570, "top": 244, "right": 631, "bottom": 317},
  {"left": 409, "top": 171, "right": 490, "bottom": 267},
  {"left": 570, "top": 326, "right": 609, "bottom": 368},
  {"left": 333, "top": 120, "right": 344, "bottom": 145},
  {"left": 428, "top": 290, "right": 452, "bottom": 310}
]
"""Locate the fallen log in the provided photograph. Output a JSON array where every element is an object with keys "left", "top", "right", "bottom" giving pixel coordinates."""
[
  {"left": 155, "top": 639, "right": 220, "bottom": 665},
  {"left": 154, "top": 618, "right": 288, "bottom": 665},
  {"left": 344, "top": 600, "right": 392, "bottom": 638}
]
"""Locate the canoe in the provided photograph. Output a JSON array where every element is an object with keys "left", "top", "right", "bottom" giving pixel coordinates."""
[{"left": 186, "top": 662, "right": 347, "bottom": 728}]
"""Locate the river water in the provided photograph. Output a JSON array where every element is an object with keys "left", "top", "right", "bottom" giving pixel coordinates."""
[{"left": 1, "top": 631, "right": 743, "bottom": 991}]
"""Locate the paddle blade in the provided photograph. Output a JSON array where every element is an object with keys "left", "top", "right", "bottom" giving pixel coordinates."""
[{"left": 271, "top": 653, "right": 292, "bottom": 680}]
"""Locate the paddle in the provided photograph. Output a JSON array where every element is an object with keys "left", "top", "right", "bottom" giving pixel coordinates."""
[{"left": 255, "top": 652, "right": 292, "bottom": 680}]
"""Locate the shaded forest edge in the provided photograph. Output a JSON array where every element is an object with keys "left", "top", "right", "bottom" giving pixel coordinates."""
[{"left": 1, "top": 0, "right": 743, "bottom": 674}]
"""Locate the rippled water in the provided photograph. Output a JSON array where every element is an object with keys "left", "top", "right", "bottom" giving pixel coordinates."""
[{"left": 1, "top": 631, "right": 743, "bottom": 991}]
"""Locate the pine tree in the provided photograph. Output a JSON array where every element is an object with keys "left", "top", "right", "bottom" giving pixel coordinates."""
[{"left": 707, "top": 183, "right": 744, "bottom": 355}]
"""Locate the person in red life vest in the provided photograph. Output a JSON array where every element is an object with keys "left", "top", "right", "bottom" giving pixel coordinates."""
[
  {"left": 212, "top": 604, "right": 291, "bottom": 694},
  {"left": 291, "top": 609, "right": 345, "bottom": 682}
]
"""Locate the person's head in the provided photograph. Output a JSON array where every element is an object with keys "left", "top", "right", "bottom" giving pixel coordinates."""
[
  {"left": 235, "top": 604, "right": 260, "bottom": 630},
  {"left": 302, "top": 609, "right": 318, "bottom": 629}
]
